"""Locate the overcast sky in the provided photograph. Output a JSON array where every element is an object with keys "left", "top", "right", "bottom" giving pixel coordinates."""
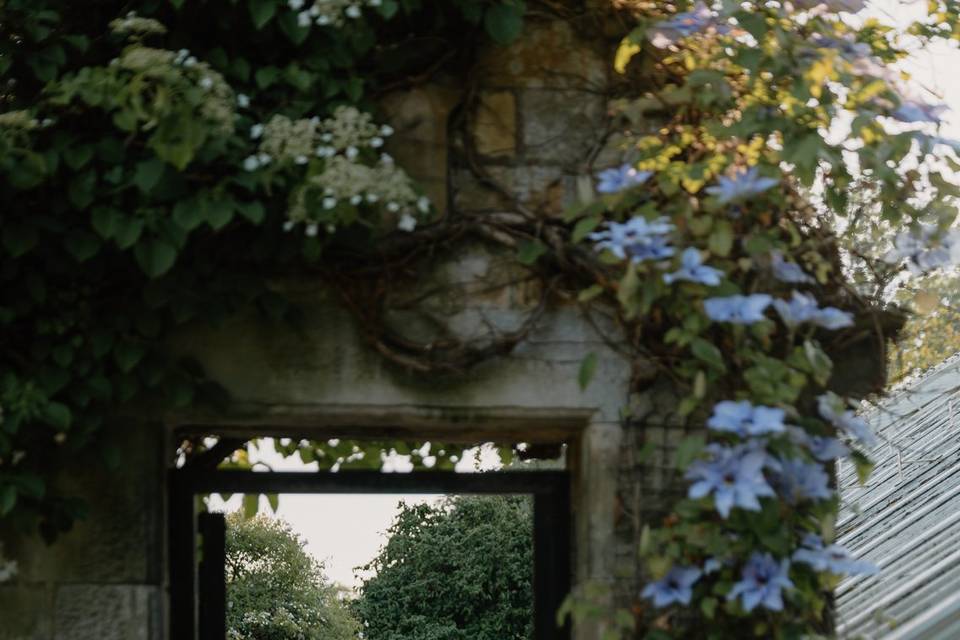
[{"left": 208, "top": 440, "right": 503, "bottom": 589}]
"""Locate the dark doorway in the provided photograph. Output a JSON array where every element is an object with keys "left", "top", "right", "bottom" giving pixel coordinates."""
[{"left": 169, "top": 469, "right": 572, "bottom": 639}]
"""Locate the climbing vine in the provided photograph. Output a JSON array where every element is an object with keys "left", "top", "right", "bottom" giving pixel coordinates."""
[
  {"left": 568, "top": 1, "right": 960, "bottom": 637},
  {"left": 0, "top": 0, "right": 526, "bottom": 537},
  {"left": 3, "top": 0, "right": 960, "bottom": 638}
]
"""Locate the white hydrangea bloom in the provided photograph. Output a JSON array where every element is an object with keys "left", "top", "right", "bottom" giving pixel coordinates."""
[
  {"left": 109, "top": 11, "right": 167, "bottom": 36},
  {"left": 292, "top": 0, "right": 382, "bottom": 28},
  {"left": 0, "top": 545, "right": 17, "bottom": 584},
  {"left": 257, "top": 115, "right": 320, "bottom": 163},
  {"left": 114, "top": 43, "right": 234, "bottom": 135},
  {"left": 256, "top": 106, "right": 432, "bottom": 234}
]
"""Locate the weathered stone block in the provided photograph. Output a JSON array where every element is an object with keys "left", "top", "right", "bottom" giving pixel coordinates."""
[
  {"left": 53, "top": 585, "right": 159, "bottom": 640},
  {"left": 450, "top": 169, "right": 509, "bottom": 212},
  {"left": 0, "top": 585, "right": 52, "bottom": 640},
  {"left": 169, "top": 279, "right": 632, "bottom": 423},
  {"left": 522, "top": 89, "right": 606, "bottom": 165},
  {"left": 480, "top": 20, "right": 607, "bottom": 90},
  {"left": 452, "top": 165, "right": 577, "bottom": 214},
  {"left": 380, "top": 85, "right": 462, "bottom": 216},
  {"left": 473, "top": 91, "right": 517, "bottom": 157},
  {"left": 5, "top": 423, "right": 162, "bottom": 586}
]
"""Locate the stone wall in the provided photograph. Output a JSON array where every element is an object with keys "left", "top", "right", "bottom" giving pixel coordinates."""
[
  {"left": 0, "top": 5, "right": 673, "bottom": 639},
  {"left": 0, "top": 422, "right": 165, "bottom": 640}
]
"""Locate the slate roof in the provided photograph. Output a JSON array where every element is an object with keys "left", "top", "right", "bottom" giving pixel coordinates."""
[{"left": 835, "top": 352, "right": 960, "bottom": 639}]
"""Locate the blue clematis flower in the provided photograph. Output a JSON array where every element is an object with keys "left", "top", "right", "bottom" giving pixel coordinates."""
[
  {"left": 647, "top": 2, "right": 721, "bottom": 48},
  {"left": 794, "top": 0, "right": 866, "bottom": 14},
  {"left": 641, "top": 565, "right": 702, "bottom": 607},
  {"left": 727, "top": 553, "right": 794, "bottom": 612},
  {"left": 704, "top": 167, "right": 780, "bottom": 204},
  {"left": 708, "top": 400, "right": 786, "bottom": 437},
  {"left": 793, "top": 534, "right": 877, "bottom": 576},
  {"left": 770, "top": 251, "right": 814, "bottom": 284},
  {"left": 703, "top": 558, "right": 723, "bottom": 575},
  {"left": 892, "top": 99, "right": 947, "bottom": 124},
  {"left": 663, "top": 247, "right": 724, "bottom": 286},
  {"left": 627, "top": 235, "right": 676, "bottom": 262},
  {"left": 772, "top": 291, "right": 819, "bottom": 326},
  {"left": 806, "top": 435, "right": 849, "bottom": 461},
  {"left": 704, "top": 294, "right": 772, "bottom": 324},
  {"left": 773, "top": 457, "right": 832, "bottom": 504},
  {"left": 811, "top": 34, "right": 871, "bottom": 60},
  {"left": 818, "top": 393, "right": 878, "bottom": 447},
  {"left": 686, "top": 444, "right": 776, "bottom": 518},
  {"left": 590, "top": 217, "right": 675, "bottom": 263},
  {"left": 884, "top": 226, "right": 960, "bottom": 275},
  {"left": 816, "top": 306, "right": 855, "bottom": 329},
  {"left": 788, "top": 427, "right": 849, "bottom": 461},
  {"left": 773, "top": 291, "right": 854, "bottom": 330},
  {"left": 595, "top": 163, "right": 653, "bottom": 194}
]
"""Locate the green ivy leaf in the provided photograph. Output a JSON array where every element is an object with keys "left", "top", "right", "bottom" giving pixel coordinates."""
[
  {"left": 851, "top": 450, "right": 874, "bottom": 485},
  {"left": 13, "top": 474, "right": 45, "bottom": 500},
  {"left": 783, "top": 132, "right": 822, "bottom": 184},
  {"left": 172, "top": 199, "right": 204, "bottom": 231},
  {"left": 617, "top": 265, "right": 641, "bottom": 319},
  {"left": 483, "top": 2, "right": 525, "bottom": 45},
  {"left": 114, "top": 341, "right": 146, "bottom": 373},
  {"left": 701, "top": 596, "right": 718, "bottom": 619},
  {"left": 91, "top": 207, "right": 120, "bottom": 239},
  {"left": 243, "top": 494, "right": 259, "bottom": 518},
  {"left": 675, "top": 434, "right": 706, "bottom": 470},
  {"left": 255, "top": 66, "right": 280, "bottom": 89},
  {"left": 134, "top": 238, "right": 178, "bottom": 277},
  {"left": 517, "top": 239, "right": 547, "bottom": 265},
  {"left": 277, "top": 11, "right": 310, "bottom": 45},
  {"left": 113, "top": 217, "right": 145, "bottom": 250},
  {"left": 248, "top": 0, "right": 277, "bottom": 29},
  {"left": 377, "top": 0, "right": 399, "bottom": 18},
  {"left": 133, "top": 158, "right": 166, "bottom": 194},
  {"left": 266, "top": 493, "right": 280, "bottom": 512},
  {"left": 0, "top": 485, "right": 16, "bottom": 517},
  {"left": 708, "top": 220, "right": 734, "bottom": 257},
  {"left": 3, "top": 225, "right": 39, "bottom": 257},
  {"left": 67, "top": 171, "right": 96, "bottom": 209},
  {"left": 64, "top": 232, "right": 101, "bottom": 262},
  {"left": 572, "top": 215, "right": 601, "bottom": 243},
  {"left": 737, "top": 11, "right": 768, "bottom": 39},
  {"left": 691, "top": 337, "right": 726, "bottom": 372},
  {"left": 63, "top": 144, "right": 94, "bottom": 170},
  {"left": 43, "top": 402, "right": 72, "bottom": 431},
  {"left": 577, "top": 284, "right": 604, "bottom": 303},
  {"left": 236, "top": 201, "right": 265, "bottom": 224},
  {"left": 578, "top": 352, "right": 598, "bottom": 390},
  {"left": 205, "top": 198, "right": 235, "bottom": 230}
]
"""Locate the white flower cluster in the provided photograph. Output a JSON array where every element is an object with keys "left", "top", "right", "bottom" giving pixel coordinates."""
[
  {"left": 0, "top": 545, "right": 17, "bottom": 584},
  {"left": 0, "top": 110, "right": 54, "bottom": 147},
  {"left": 288, "top": 0, "right": 383, "bottom": 28},
  {"left": 254, "top": 114, "right": 321, "bottom": 165},
  {"left": 112, "top": 44, "right": 235, "bottom": 135},
  {"left": 0, "top": 110, "right": 40, "bottom": 131},
  {"left": 317, "top": 105, "right": 388, "bottom": 154},
  {"left": 109, "top": 11, "right": 167, "bottom": 37},
  {"left": 287, "top": 155, "right": 428, "bottom": 234},
  {"left": 244, "top": 106, "right": 429, "bottom": 233}
]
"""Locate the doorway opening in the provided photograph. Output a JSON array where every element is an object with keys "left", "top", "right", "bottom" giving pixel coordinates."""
[{"left": 168, "top": 463, "right": 571, "bottom": 639}]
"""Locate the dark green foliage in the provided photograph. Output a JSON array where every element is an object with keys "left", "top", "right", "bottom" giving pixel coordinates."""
[
  {"left": 225, "top": 512, "right": 360, "bottom": 640},
  {"left": 0, "top": 0, "right": 526, "bottom": 540},
  {"left": 356, "top": 495, "right": 533, "bottom": 640}
]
